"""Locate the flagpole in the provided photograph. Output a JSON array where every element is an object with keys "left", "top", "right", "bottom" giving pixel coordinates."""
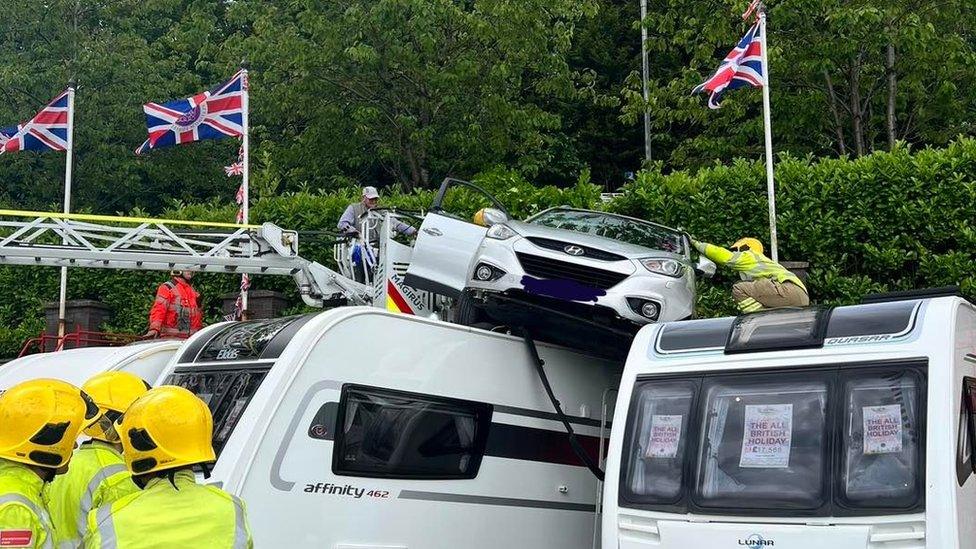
[
  {"left": 640, "top": 0, "right": 652, "bottom": 164},
  {"left": 57, "top": 84, "right": 76, "bottom": 339},
  {"left": 758, "top": 10, "right": 779, "bottom": 262},
  {"left": 240, "top": 65, "right": 250, "bottom": 318}
]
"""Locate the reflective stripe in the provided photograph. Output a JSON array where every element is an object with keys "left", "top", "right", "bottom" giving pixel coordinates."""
[
  {"left": 93, "top": 504, "right": 117, "bottom": 549},
  {"left": 738, "top": 297, "right": 763, "bottom": 312},
  {"left": 232, "top": 496, "right": 249, "bottom": 548},
  {"left": 0, "top": 493, "right": 54, "bottom": 549},
  {"left": 75, "top": 464, "right": 128, "bottom": 537}
]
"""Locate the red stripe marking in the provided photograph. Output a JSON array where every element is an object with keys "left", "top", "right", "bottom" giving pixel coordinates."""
[
  {"left": 204, "top": 117, "right": 242, "bottom": 137},
  {"left": 0, "top": 529, "right": 33, "bottom": 546},
  {"left": 189, "top": 92, "right": 210, "bottom": 107},
  {"left": 742, "top": 42, "right": 762, "bottom": 57},
  {"left": 28, "top": 128, "right": 64, "bottom": 150},
  {"left": 205, "top": 96, "right": 242, "bottom": 113},
  {"left": 33, "top": 111, "right": 67, "bottom": 125},
  {"left": 387, "top": 281, "right": 415, "bottom": 315},
  {"left": 144, "top": 102, "right": 186, "bottom": 119}
]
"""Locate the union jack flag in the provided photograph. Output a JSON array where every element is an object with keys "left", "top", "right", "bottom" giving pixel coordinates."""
[
  {"left": 0, "top": 90, "right": 70, "bottom": 154},
  {"left": 136, "top": 70, "right": 246, "bottom": 155},
  {"left": 225, "top": 162, "right": 244, "bottom": 176},
  {"left": 692, "top": 20, "right": 764, "bottom": 109}
]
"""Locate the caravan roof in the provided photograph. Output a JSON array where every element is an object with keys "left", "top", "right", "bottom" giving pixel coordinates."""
[
  {"left": 0, "top": 340, "right": 184, "bottom": 389},
  {"left": 644, "top": 298, "right": 925, "bottom": 364}
]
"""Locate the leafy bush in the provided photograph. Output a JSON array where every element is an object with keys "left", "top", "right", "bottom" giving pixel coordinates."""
[{"left": 1, "top": 139, "right": 974, "bottom": 357}]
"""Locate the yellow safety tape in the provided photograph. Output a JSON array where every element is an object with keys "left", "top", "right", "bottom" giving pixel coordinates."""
[{"left": 0, "top": 208, "right": 260, "bottom": 230}]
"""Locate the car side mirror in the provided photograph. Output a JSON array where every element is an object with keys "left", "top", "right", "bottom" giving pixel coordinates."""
[
  {"left": 481, "top": 208, "right": 509, "bottom": 227},
  {"left": 695, "top": 256, "right": 717, "bottom": 278}
]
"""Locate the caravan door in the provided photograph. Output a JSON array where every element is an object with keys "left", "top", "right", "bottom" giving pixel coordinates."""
[{"left": 405, "top": 178, "right": 509, "bottom": 298}]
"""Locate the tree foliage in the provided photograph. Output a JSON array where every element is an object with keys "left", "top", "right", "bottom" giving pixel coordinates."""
[{"left": 623, "top": 0, "right": 976, "bottom": 169}]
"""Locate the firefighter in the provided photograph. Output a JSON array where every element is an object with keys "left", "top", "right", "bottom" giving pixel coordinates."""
[
  {"left": 44, "top": 372, "right": 150, "bottom": 547},
  {"left": 691, "top": 236, "right": 809, "bottom": 312},
  {"left": 145, "top": 270, "right": 202, "bottom": 338},
  {"left": 0, "top": 379, "right": 97, "bottom": 549},
  {"left": 337, "top": 186, "right": 417, "bottom": 238},
  {"left": 83, "top": 386, "right": 253, "bottom": 548},
  {"left": 338, "top": 186, "right": 416, "bottom": 283}
]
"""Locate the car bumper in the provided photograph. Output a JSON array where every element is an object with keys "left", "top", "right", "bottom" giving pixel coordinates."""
[{"left": 465, "top": 237, "right": 695, "bottom": 324}]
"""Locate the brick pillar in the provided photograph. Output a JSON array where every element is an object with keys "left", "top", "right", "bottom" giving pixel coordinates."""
[
  {"left": 221, "top": 290, "right": 289, "bottom": 320},
  {"left": 42, "top": 300, "right": 113, "bottom": 350}
]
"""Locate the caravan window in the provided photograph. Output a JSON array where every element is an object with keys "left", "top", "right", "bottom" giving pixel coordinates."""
[
  {"left": 166, "top": 366, "right": 270, "bottom": 455},
  {"left": 839, "top": 369, "right": 923, "bottom": 509},
  {"left": 695, "top": 374, "right": 829, "bottom": 510},
  {"left": 333, "top": 385, "right": 492, "bottom": 479},
  {"left": 623, "top": 381, "right": 697, "bottom": 502},
  {"left": 619, "top": 361, "right": 926, "bottom": 516}
]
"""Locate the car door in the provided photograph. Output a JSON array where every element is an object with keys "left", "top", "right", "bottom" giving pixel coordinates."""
[{"left": 404, "top": 178, "right": 509, "bottom": 298}]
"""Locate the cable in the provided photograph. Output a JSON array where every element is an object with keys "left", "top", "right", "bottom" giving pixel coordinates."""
[{"left": 521, "top": 332, "right": 605, "bottom": 482}]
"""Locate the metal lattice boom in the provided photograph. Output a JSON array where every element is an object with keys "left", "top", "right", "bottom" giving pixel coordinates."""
[{"left": 0, "top": 209, "right": 371, "bottom": 307}]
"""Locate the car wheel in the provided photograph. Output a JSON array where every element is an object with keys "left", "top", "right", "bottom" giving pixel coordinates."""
[{"left": 454, "top": 291, "right": 487, "bottom": 326}]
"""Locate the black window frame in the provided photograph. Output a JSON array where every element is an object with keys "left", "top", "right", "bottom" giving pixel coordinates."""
[
  {"left": 332, "top": 384, "right": 493, "bottom": 480},
  {"left": 429, "top": 177, "right": 509, "bottom": 223},
  {"left": 961, "top": 377, "right": 976, "bottom": 478},
  {"left": 618, "top": 379, "right": 701, "bottom": 508},
  {"left": 618, "top": 359, "right": 927, "bottom": 517},
  {"left": 691, "top": 369, "right": 835, "bottom": 514},
  {"left": 832, "top": 366, "right": 926, "bottom": 514}
]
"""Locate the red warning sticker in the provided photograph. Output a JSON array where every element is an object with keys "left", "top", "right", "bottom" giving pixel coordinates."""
[{"left": 0, "top": 529, "right": 33, "bottom": 547}]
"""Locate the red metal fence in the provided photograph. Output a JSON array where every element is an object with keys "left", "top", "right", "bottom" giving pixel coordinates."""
[{"left": 18, "top": 329, "right": 143, "bottom": 357}]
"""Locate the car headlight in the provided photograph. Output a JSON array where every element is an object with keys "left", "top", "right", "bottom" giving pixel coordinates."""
[
  {"left": 640, "top": 258, "right": 683, "bottom": 277},
  {"left": 486, "top": 224, "right": 517, "bottom": 240}
]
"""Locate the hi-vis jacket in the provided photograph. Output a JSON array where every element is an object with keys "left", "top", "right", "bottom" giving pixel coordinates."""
[
  {"left": 83, "top": 470, "right": 252, "bottom": 549},
  {"left": 694, "top": 241, "right": 806, "bottom": 290},
  {"left": 44, "top": 442, "right": 138, "bottom": 548},
  {"left": 148, "top": 277, "right": 202, "bottom": 337},
  {"left": 0, "top": 459, "right": 54, "bottom": 549}
]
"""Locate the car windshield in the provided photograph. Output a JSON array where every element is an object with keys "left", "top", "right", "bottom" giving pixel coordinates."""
[{"left": 529, "top": 209, "right": 684, "bottom": 253}]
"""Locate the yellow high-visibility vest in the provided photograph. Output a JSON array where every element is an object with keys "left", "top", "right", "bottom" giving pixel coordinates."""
[
  {"left": 0, "top": 459, "right": 54, "bottom": 549},
  {"left": 84, "top": 470, "right": 252, "bottom": 549},
  {"left": 44, "top": 442, "right": 137, "bottom": 547},
  {"left": 696, "top": 241, "right": 806, "bottom": 290}
]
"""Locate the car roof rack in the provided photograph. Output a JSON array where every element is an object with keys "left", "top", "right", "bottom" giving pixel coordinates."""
[{"left": 861, "top": 286, "right": 962, "bottom": 304}]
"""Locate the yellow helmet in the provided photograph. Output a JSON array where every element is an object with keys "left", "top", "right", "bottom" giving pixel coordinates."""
[
  {"left": 118, "top": 386, "right": 216, "bottom": 476},
  {"left": 731, "top": 237, "right": 764, "bottom": 255},
  {"left": 472, "top": 208, "right": 488, "bottom": 227},
  {"left": 82, "top": 372, "right": 151, "bottom": 443},
  {"left": 0, "top": 379, "right": 99, "bottom": 469}
]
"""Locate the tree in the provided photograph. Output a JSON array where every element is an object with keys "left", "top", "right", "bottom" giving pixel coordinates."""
[
  {"left": 0, "top": 0, "right": 256, "bottom": 213},
  {"left": 232, "top": 0, "right": 597, "bottom": 191},
  {"left": 619, "top": 0, "right": 976, "bottom": 169}
]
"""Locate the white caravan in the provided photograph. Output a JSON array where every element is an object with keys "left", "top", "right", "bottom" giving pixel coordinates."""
[
  {"left": 0, "top": 339, "right": 183, "bottom": 389},
  {"left": 602, "top": 292, "right": 976, "bottom": 549},
  {"left": 154, "top": 307, "right": 620, "bottom": 549}
]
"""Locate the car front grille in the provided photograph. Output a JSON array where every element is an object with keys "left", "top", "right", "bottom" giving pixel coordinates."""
[
  {"left": 525, "top": 237, "right": 627, "bottom": 262},
  {"left": 516, "top": 252, "right": 629, "bottom": 290}
]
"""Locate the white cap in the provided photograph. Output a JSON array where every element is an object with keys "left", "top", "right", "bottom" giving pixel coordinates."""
[{"left": 362, "top": 186, "right": 380, "bottom": 199}]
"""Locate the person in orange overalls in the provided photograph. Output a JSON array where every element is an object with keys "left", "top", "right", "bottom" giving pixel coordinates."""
[{"left": 145, "top": 271, "right": 203, "bottom": 338}]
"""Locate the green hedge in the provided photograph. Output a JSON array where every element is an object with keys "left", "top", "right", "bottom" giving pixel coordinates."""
[{"left": 2, "top": 140, "right": 974, "bottom": 357}]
